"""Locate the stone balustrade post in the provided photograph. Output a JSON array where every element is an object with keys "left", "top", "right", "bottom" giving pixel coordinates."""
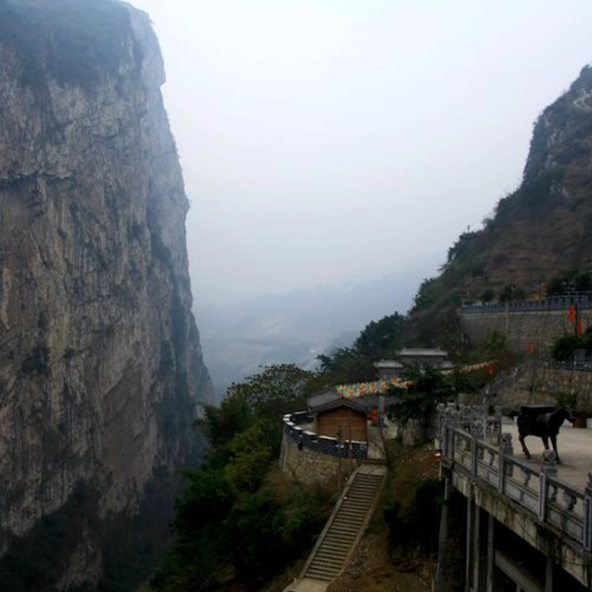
[
  {"left": 436, "top": 403, "right": 446, "bottom": 452},
  {"left": 494, "top": 405, "right": 503, "bottom": 446},
  {"left": 463, "top": 404, "right": 473, "bottom": 431},
  {"left": 539, "top": 451, "right": 558, "bottom": 522},
  {"left": 584, "top": 472, "right": 592, "bottom": 552},
  {"left": 445, "top": 407, "right": 458, "bottom": 460},
  {"left": 498, "top": 433, "right": 513, "bottom": 494},
  {"left": 471, "top": 419, "right": 485, "bottom": 477},
  {"left": 442, "top": 408, "right": 450, "bottom": 457}
]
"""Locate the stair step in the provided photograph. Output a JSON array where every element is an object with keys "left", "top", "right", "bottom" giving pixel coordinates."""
[
  {"left": 307, "top": 564, "right": 342, "bottom": 573},
  {"left": 342, "top": 495, "right": 372, "bottom": 502},
  {"left": 334, "top": 512, "right": 366, "bottom": 521},
  {"left": 322, "top": 534, "right": 353, "bottom": 543},
  {"left": 320, "top": 535, "right": 352, "bottom": 544},
  {"left": 305, "top": 571, "right": 337, "bottom": 581},
  {"left": 314, "top": 552, "right": 349, "bottom": 562},
  {"left": 336, "top": 507, "right": 368, "bottom": 516},
  {"left": 309, "top": 554, "right": 345, "bottom": 564},
  {"left": 328, "top": 524, "right": 358, "bottom": 533},
  {"left": 307, "top": 564, "right": 342, "bottom": 574},
  {"left": 332, "top": 518, "right": 365, "bottom": 527}
]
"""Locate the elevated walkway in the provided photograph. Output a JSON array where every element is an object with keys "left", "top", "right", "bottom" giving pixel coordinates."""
[
  {"left": 436, "top": 405, "right": 592, "bottom": 590},
  {"left": 283, "top": 464, "right": 386, "bottom": 592}
]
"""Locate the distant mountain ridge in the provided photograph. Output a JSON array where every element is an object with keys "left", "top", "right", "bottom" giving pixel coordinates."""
[{"left": 197, "top": 263, "right": 438, "bottom": 395}]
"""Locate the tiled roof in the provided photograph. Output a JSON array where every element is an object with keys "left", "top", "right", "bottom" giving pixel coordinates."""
[
  {"left": 397, "top": 347, "right": 448, "bottom": 357},
  {"left": 373, "top": 359, "right": 404, "bottom": 368}
]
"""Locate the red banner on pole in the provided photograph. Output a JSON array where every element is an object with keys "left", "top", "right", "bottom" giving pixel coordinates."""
[{"left": 569, "top": 304, "right": 576, "bottom": 322}]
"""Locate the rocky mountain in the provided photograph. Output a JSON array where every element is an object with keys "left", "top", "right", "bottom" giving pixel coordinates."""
[
  {"left": 0, "top": 0, "right": 212, "bottom": 589},
  {"left": 407, "top": 63, "right": 592, "bottom": 346}
]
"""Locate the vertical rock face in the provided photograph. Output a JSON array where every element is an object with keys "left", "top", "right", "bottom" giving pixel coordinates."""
[{"left": 0, "top": 0, "right": 212, "bottom": 587}]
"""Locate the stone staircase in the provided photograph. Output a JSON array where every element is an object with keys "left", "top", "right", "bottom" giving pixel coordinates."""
[{"left": 284, "top": 464, "right": 386, "bottom": 592}]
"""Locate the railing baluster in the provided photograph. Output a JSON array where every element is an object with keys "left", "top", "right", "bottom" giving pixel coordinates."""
[
  {"left": 471, "top": 419, "right": 484, "bottom": 476},
  {"left": 539, "top": 451, "right": 557, "bottom": 522},
  {"left": 584, "top": 472, "right": 592, "bottom": 552},
  {"left": 498, "top": 433, "right": 513, "bottom": 494}
]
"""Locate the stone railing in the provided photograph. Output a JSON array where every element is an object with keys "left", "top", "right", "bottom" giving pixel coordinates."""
[
  {"left": 283, "top": 412, "right": 368, "bottom": 460},
  {"left": 539, "top": 355, "right": 592, "bottom": 373},
  {"left": 461, "top": 293, "right": 592, "bottom": 314},
  {"left": 436, "top": 404, "right": 592, "bottom": 552}
]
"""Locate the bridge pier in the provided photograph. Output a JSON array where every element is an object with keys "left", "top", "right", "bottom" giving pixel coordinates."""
[
  {"left": 545, "top": 556, "right": 553, "bottom": 592},
  {"left": 486, "top": 514, "right": 494, "bottom": 592},
  {"left": 437, "top": 471, "right": 591, "bottom": 592},
  {"left": 434, "top": 482, "right": 467, "bottom": 592},
  {"left": 471, "top": 501, "right": 489, "bottom": 592},
  {"left": 437, "top": 476, "right": 560, "bottom": 592}
]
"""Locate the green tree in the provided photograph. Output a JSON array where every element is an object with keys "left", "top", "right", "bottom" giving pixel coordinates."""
[
  {"left": 199, "top": 364, "right": 315, "bottom": 466},
  {"left": 387, "top": 366, "right": 453, "bottom": 428},
  {"left": 150, "top": 364, "right": 325, "bottom": 592},
  {"left": 224, "top": 420, "right": 275, "bottom": 493},
  {"left": 315, "top": 313, "right": 407, "bottom": 384},
  {"left": 353, "top": 313, "right": 406, "bottom": 357},
  {"left": 225, "top": 363, "right": 313, "bottom": 419}
]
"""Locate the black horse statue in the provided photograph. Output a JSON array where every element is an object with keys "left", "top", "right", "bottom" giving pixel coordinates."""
[{"left": 517, "top": 407, "right": 573, "bottom": 464}]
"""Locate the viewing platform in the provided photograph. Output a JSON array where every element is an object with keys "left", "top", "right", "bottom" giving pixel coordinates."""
[{"left": 435, "top": 405, "right": 592, "bottom": 591}]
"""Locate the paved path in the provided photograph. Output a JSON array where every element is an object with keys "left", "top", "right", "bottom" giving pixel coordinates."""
[{"left": 503, "top": 424, "right": 592, "bottom": 490}]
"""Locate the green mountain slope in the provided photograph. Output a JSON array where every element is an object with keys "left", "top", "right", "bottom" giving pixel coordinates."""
[{"left": 406, "top": 64, "right": 592, "bottom": 349}]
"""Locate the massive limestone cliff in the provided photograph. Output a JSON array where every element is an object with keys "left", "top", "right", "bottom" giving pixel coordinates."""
[{"left": 0, "top": 0, "right": 212, "bottom": 588}]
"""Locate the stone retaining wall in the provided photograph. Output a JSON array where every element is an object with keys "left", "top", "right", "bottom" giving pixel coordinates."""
[
  {"left": 460, "top": 309, "right": 592, "bottom": 353},
  {"left": 494, "top": 365, "right": 592, "bottom": 413},
  {"left": 279, "top": 432, "right": 360, "bottom": 485}
]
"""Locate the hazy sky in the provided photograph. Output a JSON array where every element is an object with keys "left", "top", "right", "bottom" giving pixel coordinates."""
[{"left": 129, "top": 0, "right": 592, "bottom": 305}]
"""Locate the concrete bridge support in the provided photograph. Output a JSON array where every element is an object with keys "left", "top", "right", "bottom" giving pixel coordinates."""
[
  {"left": 434, "top": 486, "right": 466, "bottom": 592},
  {"left": 435, "top": 475, "right": 590, "bottom": 592},
  {"left": 466, "top": 499, "right": 489, "bottom": 592}
]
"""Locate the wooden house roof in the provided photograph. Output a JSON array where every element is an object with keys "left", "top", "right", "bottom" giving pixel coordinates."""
[{"left": 311, "top": 397, "right": 368, "bottom": 416}]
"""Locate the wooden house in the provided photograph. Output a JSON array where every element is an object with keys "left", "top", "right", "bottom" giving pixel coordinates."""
[{"left": 310, "top": 397, "right": 368, "bottom": 442}]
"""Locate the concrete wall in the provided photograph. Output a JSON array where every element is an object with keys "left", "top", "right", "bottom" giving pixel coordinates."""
[
  {"left": 279, "top": 432, "right": 360, "bottom": 486},
  {"left": 460, "top": 309, "right": 592, "bottom": 353}
]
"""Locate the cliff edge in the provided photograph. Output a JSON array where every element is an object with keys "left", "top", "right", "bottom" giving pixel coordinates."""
[{"left": 0, "top": 0, "right": 212, "bottom": 588}]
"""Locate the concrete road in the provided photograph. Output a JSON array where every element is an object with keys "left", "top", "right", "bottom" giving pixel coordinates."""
[{"left": 503, "top": 424, "right": 592, "bottom": 491}]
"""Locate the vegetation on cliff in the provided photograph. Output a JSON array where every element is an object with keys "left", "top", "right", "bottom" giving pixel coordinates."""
[
  {"left": 146, "top": 355, "right": 451, "bottom": 592},
  {"left": 316, "top": 313, "right": 406, "bottom": 383},
  {"left": 401, "top": 64, "right": 592, "bottom": 351},
  {"left": 148, "top": 365, "right": 334, "bottom": 592},
  {"left": 551, "top": 325, "right": 592, "bottom": 361}
]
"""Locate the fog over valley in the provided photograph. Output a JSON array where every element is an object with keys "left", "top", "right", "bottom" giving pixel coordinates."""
[{"left": 128, "top": 0, "right": 592, "bottom": 386}]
